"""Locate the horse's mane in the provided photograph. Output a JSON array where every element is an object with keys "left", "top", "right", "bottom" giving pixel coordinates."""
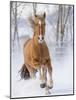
[
  {"left": 28, "top": 16, "right": 35, "bottom": 29},
  {"left": 28, "top": 14, "right": 45, "bottom": 29}
]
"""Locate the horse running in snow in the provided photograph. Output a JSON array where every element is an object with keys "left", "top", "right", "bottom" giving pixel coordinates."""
[{"left": 19, "top": 13, "right": 53, "bottom": 89}]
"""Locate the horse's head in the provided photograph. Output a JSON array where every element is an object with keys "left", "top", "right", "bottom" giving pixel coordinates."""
[
  {"left": 29, "top": 13, "right": 46, "bottom": 44},
  {"left": 34, "top": 13, "right": 46, "bottom": 44}
]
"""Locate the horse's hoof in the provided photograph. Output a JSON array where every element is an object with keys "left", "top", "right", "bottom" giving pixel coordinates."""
[
  {"left": 48, "top": 86, "right": 53, "bottom": 89},
  {"left": 45, "top": 90, "right": 51, "bottom": 95},
  {"left": 47, "top": 80, "right": 53, "bottom": 89},
  {"left": 40, "top": 83, "right": 46, "bottom": 88}
]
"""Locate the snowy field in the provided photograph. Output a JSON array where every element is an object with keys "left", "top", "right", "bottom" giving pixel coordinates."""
[{"left": 11, "top": 40, "right": 73, "bottom": 98}]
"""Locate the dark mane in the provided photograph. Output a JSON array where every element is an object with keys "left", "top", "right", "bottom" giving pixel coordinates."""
[{"left": 28, "top": 14, "right": 45, "bottom": 29}]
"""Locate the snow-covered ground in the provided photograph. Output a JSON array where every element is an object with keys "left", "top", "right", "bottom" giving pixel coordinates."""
[{"left": 11, "top": 40, "right": 73, "bottom": 98}]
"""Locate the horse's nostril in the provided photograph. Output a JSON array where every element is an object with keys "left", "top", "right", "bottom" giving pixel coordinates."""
[{"left": 42, "top": 37, "right": 44, "bottom": 40}]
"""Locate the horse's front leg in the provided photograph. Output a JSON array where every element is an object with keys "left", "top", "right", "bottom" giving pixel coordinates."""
[
  {"left": 46, "top": 63, "right": 53, "bottom": 89},
  {"left": 39, "top": 65, "right": 47, "bottom": 88}
]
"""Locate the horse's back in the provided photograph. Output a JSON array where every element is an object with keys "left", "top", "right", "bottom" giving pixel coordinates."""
[{"left": 24, "top": 38, "right": 32, "bottom": 48}]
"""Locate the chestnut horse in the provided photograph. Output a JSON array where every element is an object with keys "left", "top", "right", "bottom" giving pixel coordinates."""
[{"left": 20, "top": 13, "right": 53, "bottom": 89}]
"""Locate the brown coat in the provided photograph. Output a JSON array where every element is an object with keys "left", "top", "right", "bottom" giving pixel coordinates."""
[{"left": 23, "top": 37, "right": 51, "bottom": 70}]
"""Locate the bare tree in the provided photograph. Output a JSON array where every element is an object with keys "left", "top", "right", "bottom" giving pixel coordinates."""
[
  {"left": 33, "top": 3, "right": 37, "bottom": 16},
  {"left": 11, "top": 2, "right": 26, "bottom": 48},
  {"left": 56, "top": 5, "right": 71, "bottom": 46},
  {"left": 11, "top": 1, "right": 19, "bottom": 48},
  {"left": 56, "top": 5, "right": 61, "bottom": 44}
]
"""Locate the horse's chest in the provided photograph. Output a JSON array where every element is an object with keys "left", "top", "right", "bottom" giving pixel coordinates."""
[
  {"left": 39, "top": 47, "right": 44, "bottom": 58},
  {"left": 33, "top": 44, "right": 49, "bottom": 61}
]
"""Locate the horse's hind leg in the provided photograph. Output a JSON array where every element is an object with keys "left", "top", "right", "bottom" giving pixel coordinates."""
[{"left": 25, "top": 64, "right": 37, "bottom": 79}]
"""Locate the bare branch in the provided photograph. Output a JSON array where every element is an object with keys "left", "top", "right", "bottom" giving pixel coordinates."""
[
  {"left": 17, "top": 3, "right": 26, "bottom": 18},
  {"left": 33, "top": 3, "right": 37, "bottom": 16},
  {"left": 63, "top": 6, "right": 71, "bottom": 30}
]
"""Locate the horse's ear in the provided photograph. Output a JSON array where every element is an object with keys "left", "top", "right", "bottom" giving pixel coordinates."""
[{"left": 43, "top": 12, "right": 46, "bottom": 18}]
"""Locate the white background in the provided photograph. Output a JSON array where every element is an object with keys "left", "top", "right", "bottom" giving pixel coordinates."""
[{"left": 0, "top": 0, "right": 75, "bottom": 100}]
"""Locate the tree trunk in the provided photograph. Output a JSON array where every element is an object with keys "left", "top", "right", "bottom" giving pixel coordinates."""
[
  {"left": 13, "top": 2, "right": 19, "bottom": 47},
  {"left": 56, "top": 5, "right": 60, "bottom": 44},
  {"left": 33, "top": 3, "right": 37, "bottom": 16},
  {"left": 56, "top": 5, "right": 71, "bottom": 46}
]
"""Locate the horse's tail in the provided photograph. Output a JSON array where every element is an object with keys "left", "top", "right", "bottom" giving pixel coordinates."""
[{"left": 19, "top": 64, "right": 30, "bottom": 80}]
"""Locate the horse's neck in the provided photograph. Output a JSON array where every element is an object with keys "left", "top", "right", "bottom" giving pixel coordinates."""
[
  {"left": 32, "top": 36, "right": 44, "bottom": 54},
  {"left": 33, "top": 36, "right": 42, "bottom": 47}
]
